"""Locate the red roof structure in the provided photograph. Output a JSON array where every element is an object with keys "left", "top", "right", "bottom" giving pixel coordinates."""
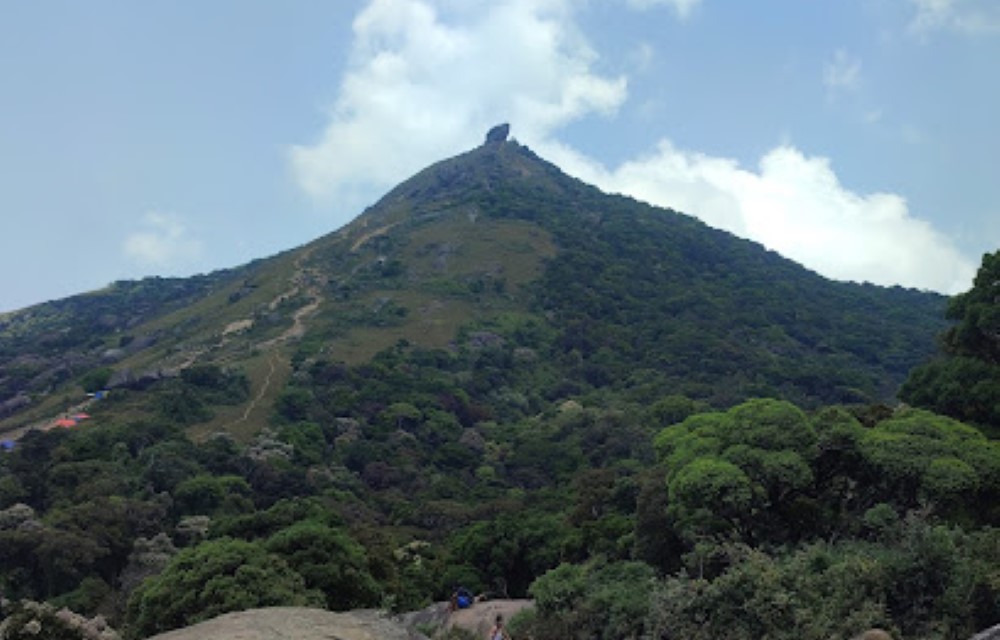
[{"left": 53, "top": 418, "right": 77, "bottom": 428}]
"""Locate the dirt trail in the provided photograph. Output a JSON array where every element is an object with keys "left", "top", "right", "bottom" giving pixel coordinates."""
[
  {"left": 215, "top": 250, "right": 325, "bottom": 432},
  {"left": 351, "top": 222, "right": 398, "bottom": 251},
  {"left": 220, "top": 355, "right": 278, "bottom": 432}
]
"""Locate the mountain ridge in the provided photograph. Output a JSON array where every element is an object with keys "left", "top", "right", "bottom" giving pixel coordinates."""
[{"left": 1, "top": 133, "right": 947, "bottom": 437}]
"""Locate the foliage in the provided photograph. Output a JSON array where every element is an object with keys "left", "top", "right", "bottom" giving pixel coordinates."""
[
  {"left": 123, "top": 538, "right": 323, "bottom": 638},
  {"left": 856, "top": 408, "right": 1000, "bottom": 519},
  {"left": 0, "top": 599, "right": 117, "bottom": 640},
  {"left": 263, "top": 520, "right": 381, "bottom": 610},
  {"left": 0, "top": 268, "right": 250, "bottom": 414},
  {"left": 448, "top": 511, "right": 575, "bottom": 598},
  {"left": 646, "top": 517, "right": 1000, "bottom": 640},
  {"left": 901, "top": 250, "right": 1000, "bottom": 430},
  {"left": 172, "top": 475, "right": 253, "bottom": 518},
  {"left": 526, "top": 558, "right": 656, "bottom": 640},
  {"left": 655, "top": 399, "right": 818, "bottom": 543}
]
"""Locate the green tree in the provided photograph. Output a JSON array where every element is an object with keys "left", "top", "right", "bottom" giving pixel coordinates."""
[
  {"left": 125, "top": 538, "right": 322, "bottom": 638},
  {"left": 263, "top": 520, "right": 381, "bottom": 610},
  {"left": 667, "top": 457, "right": 755, "bottom": 540},
  {"left": 901, "top": 250, "right": 1000, "bottom": 429},
  {"left": 856, "top": 408, "right": 1000, "bottom": 521},
  {"left": 654, "top": 399, "right": 818, "bottom": 543},
  {"left": 173, "top": 475, "right": 253, "bottom": 517},
  {"left": 943, "top": 250, "right": 1000, "bottom": 363},
  {"left": 449, "top": 512, "right": 573, "bottom": 597},
  {"left": 526, "top": 558, "right": 656, "bottom": 640}
]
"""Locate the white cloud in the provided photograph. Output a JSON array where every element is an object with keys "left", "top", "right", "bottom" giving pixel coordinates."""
[
  {"left": 539, "top": 139, "right": 976, "bottom": 293},
  {"left": 289, "top": 0, "right": 626, "bottom": 203},
  {"left": 123, "top": 212, "right": 203, "bottom": 268},
  {"left": 625, "top": 0, "right": 702, "bottom": 19},
  {"left": 823, "top": 49, "right": 862, "bottom": 92},
  {"left": 909, "top": 0, "right": 1000, "bottom": 35},
  {"left": 291, "top": 0, "right": 976, "bottom": 294}
]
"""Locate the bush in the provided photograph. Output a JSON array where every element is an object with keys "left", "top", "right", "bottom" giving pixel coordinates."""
[
  {"left": 525, "top": 558, "right": 655, "bottom": 640},
  {"left": 123, "top": 538, "right": 322, "bottom": 638}
]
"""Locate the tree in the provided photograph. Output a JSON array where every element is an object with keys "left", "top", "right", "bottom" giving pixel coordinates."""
[
  {"left": 263, "top": 520, "right": 381, "bottom": 610},
  {"left": 526, "top": 558, "right": 656, "bottom": 640},
  {"left": 943, "top": 250, "right": 1000, "bottom": 363},
  {"left": 654, "top": 399, "right": 818, "bottom": 543},
  {"left": 173, "top": 475, "right": 253, "bottom": 517},
  {"left": 901, "top": 250, "right": 1000, "bottom": 429},
  {"left": 124, "top": 538, "right": 322, "bottom": 638},
  {"left": 667, "top": 458, "right": 755, "bottom": 540},
  {"left": 449, "top": 512, "right": 573, "bottom": 597},
  {"left": 856, "top": 408, "right": 1000, "bottom": 521}
]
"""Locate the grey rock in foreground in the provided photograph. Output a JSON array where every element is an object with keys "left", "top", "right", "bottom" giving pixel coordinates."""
[
  {"left": 970, "top": 623, "right": 1000, "bottom": 640},
  {"left": 143, "top": 607, "right": 426, "bottom": 640}
]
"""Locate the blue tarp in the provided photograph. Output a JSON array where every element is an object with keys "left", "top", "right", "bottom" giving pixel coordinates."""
[{"left": 0, "top": 440, "right": 15, "bottom": 452}]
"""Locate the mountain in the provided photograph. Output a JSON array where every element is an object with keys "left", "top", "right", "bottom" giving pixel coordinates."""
[
  {"left": 6, "top": 128, "right": 1000, "bottom": 640},
  {"left": 0, "top": 128, "right": 945, "bottom": 439}
]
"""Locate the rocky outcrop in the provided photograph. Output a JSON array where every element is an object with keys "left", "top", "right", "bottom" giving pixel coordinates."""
[
  {"left": 396, "top": 599, "right": 534, "bottom": 639},
  {"left": 485, "top": 123, "right": 510, "bottom": 145},
  {"left": 144, "top": 607, "right": 426, "bottom": 640},
  {"left": 0, "top": 393, "right": 30, "bottom": 419},
  {"left": 141, "top": 602, "right": 533, "bottom": 640},
  {"left": 446, "top": 599, "right": 534, "bottom": 637}
]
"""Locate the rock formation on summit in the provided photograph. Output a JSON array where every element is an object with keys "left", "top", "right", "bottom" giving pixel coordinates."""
[{"left": 485, "top": 123, "right": 510, "bottom": 144}]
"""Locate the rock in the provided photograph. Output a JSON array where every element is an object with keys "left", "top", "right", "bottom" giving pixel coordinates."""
[
  {"left": 485, "top": 123, "right": 510, "bottom": 145},
  {"left": 101, "top": 348, "right": 126, "bottom": 362},
  {"left": 395, "top": 599, "right": 534, "bottom": 639},
  {"left": 144, "top": 607, "right": 426, "bottom": 640},
  {"left": 127, "top": 334, "right": 158, "bottom": 353},
  {"left": 970, "top": 624, "right": 1000, "bottom": 640},
  {"left": 106, "top": 368, "right": 135, "bottom": 389},
  {"left": 446, "top": 599, "right": 534, "bottom": 638},
  {"left": 394, "top": 602, "right": 451, "bottom": 633},
  {"left": 0, "top": 393, "right": 30, "bottom": 418},
  {"left": 852, "top": 630, "right": 893, "bottom": 640}
]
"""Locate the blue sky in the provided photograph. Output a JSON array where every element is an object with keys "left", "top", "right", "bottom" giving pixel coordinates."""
[{"left": 2, "top": 0, "right": 998, "bottom": 312}]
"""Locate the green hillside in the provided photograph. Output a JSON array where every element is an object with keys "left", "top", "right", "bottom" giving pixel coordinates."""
[
  {"left": 1, "top": 134, "right": 997, "bottom": 640},
  {"left": 1, "top": 137, "right": 946, "bottom": 436}
]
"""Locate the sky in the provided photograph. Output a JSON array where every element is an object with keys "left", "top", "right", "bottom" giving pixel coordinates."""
[{"left": 2, "top": 0, "right": 999, "bottom": 312}]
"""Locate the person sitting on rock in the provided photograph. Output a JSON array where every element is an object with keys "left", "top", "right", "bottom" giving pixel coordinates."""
[{"left": 450, "top": 586, "right": 473, "bottom": 612}]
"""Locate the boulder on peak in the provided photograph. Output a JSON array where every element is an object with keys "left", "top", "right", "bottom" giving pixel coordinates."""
[{"left": 484, "top": 123, "right": 510, "bottom": 145}]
